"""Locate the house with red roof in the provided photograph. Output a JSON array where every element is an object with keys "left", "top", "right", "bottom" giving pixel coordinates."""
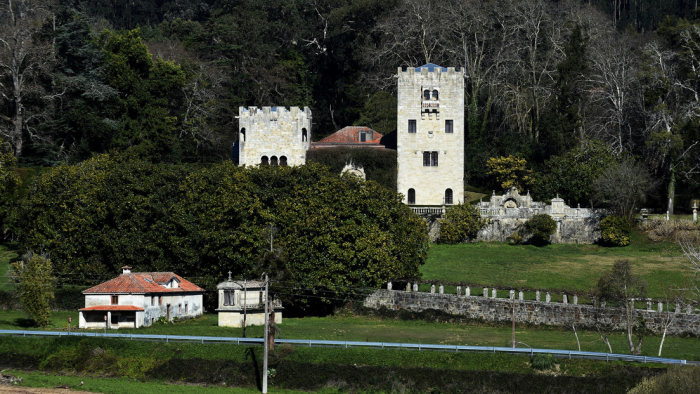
[
  {"left": 78, "top": 266, "right": 205, "bottom": 329},
  {"left": 310, "top": 126, "right": 391, "bottom": 149}
]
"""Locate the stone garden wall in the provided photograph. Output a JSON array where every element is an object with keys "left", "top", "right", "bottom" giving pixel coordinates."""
[{"left": 364, "top": 284, "right": 700, "bottom": 336}]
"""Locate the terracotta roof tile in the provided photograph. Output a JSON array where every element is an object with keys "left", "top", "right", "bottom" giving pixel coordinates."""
[
  {"left": 79, "top": 305, "right": 144, "bottom": 311},
  {"left": 314, "top": 126, "right": 383, "bottom": 145},
  {"left": 83, "top": 272, "right": 205, "bottom": 294}
]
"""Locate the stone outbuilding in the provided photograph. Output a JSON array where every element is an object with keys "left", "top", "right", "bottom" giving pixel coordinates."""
[
  {"left": 216, "top": 278, "right": 282, "bottom": 327},
  {"left": 79, "top": 266, "right": 205, "bottom": 329}
]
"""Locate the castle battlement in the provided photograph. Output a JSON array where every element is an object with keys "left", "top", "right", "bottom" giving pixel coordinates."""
[{"left": 239, "top": 106, "right": 312, "bottom": 122}]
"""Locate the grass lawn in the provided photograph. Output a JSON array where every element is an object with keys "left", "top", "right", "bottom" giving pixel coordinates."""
[
  {"left": 421, "top": 230, "right": 689, "bottom": 298},
  {"left": 1, "top": 311, "right": 699, "bottom": 361}
]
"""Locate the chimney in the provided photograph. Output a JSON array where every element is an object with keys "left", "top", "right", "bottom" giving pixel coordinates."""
[{"left": 122, "top": 266, "right": 132, "bottom": 275}]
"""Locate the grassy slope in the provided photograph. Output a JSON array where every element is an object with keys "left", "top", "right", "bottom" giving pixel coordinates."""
[
  {"left": 1, "top": 312, "right": 699, "bottom": 361},
  {"left": 421, "top": 230, "right": 688, "bottom": 298}
]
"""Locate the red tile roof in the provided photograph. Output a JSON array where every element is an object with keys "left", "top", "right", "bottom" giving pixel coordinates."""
[
  {"left": 79, "top": 305, "right": 144, "bottom": 311},
  {"left": 83, "top": 272, "right": 205, "bottom": 294},
  {"left": 311, "top": 126, "right": 386, "bottom": 148}
]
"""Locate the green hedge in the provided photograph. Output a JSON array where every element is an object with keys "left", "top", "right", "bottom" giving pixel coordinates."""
[{"left": 306, "top": 147, "right": 397, "bottom": 191}]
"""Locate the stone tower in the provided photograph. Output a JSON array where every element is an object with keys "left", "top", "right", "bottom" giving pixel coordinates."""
[
  {"left": 396, "top": 64, "right": 464, "bottom": 206},
  {"left": 237, "top": 106, "right": 312, "bottom": 167}
]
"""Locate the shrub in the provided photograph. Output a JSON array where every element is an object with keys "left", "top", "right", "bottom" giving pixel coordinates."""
[
  {"left": 600, "top": 215, "right": 630, "bottom": 247},
  {"left": 11, "top": 252, "right": 54, "bottom": 326},
  {"left": 438, "top": 203, "right": 489, "bottom": 244},
  {"left": 628, "top": 366, "right": 700, "bottom": 394},
  {"left": 531, "top": 354, "right": 557, "bottom": 370},
  {"left": 521, "top": 214, "right": 556, "bottom": 246}
]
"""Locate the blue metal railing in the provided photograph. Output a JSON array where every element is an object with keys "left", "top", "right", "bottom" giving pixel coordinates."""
[{"left": 0, "top": 329, "right": 692, "bottom": 365}]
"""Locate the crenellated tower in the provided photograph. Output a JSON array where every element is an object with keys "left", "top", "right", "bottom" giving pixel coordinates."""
[
  {"left": 396, "top": 64, "right": 465, "bottom": 206},
  {"left": 237, "top": 106, "right": 312, "bottom": 167}
]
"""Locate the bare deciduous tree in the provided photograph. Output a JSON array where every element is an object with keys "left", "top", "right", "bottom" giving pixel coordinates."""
[{"left": 592, "top": 160, "right": 657, "bottom": 222}]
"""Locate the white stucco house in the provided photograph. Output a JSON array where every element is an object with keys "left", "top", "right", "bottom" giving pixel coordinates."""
[
  {"left": 216, "top": 278, "right": 282, "bottom": 327},
  {"left": 79, "top": 266, "right": 205, "bottom": 329}
]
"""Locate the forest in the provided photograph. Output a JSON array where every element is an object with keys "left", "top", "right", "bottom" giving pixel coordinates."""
[{"left": 1, "top": 0, "right": 699, "bottom": 209}]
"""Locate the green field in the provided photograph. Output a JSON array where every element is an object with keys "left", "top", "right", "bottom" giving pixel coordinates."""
[{"left": 421, "top": 231, "right": 688, "bottom": 298}]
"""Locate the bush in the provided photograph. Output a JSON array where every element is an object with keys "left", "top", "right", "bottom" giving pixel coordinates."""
[
  {"left": 438, "top": 203, "right": 489, "bottom": 244},
  {"left": 11, "top": 252, "right": 55, "bottom": 326},
  {"left": 531, "top": 354, "right": 557, "bottom": 370},
  {"left": 600, "top": 215, "right": 630, "bottom": 246},
  {"left": 521, "top": 214, "right": 556, "bottom": 246},
  {"left": 628, "top": 366, "right": 700, "bottom": 394}
]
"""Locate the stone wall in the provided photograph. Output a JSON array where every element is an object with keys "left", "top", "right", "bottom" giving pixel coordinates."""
[
  {"left": 364, "top": 288, "right": 700, "bottom": 336},
  {"left": 477, "top": 216, "right": 601, "bottom": 244}
]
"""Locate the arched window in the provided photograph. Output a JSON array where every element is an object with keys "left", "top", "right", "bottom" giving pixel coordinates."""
[
  {"left": 423, "top": 90, "right": 430, "bottom": 100},
  {"left": 445, "top": 189, "right": 453, "bottom": 205},
  {"left": 261, "top": 156, "right": 269, "bottom": 165},
  {"left": 240, "top": 127, "right": 246, "bottom": 142},
  {"left": 302, "top": 128, "right": 308, "bottom": 142},
  {"left": 280, "top": 156, "right": 287, "bottom": 166},
  {"left": 270, "top": 156, "right": 278, "bottom": 166},
  {"left": 432, "top": 90, "right": 439, "bottom": 100},
  {"left": 408, "top": 188, "right": 416, "bottom": 205}
]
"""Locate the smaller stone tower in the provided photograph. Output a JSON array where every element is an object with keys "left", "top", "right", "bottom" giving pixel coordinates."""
[{"left": 237, "top": 106, "right": 312, "bottom": 167}]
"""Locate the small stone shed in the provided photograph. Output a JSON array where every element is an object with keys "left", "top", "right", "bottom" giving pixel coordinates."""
[
  {"left": 216, "top": 278, "right": 282, "bottom": 327},
  {"left": 79, "top": 266, "right": 205, "bottom": 329}
]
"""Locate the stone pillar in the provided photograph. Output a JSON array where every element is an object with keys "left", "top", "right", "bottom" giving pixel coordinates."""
[
  {"left": 406, "top": 283, "right": 410, "bottom": 292},
  {"left": 573, "top": 295, "right": 578, "bottom": 305},
  {"left": 536, "top": 291, "right": 541, "bottom": 302},
  {"left": 676, "top": 303, "right": 681, "bottom": 313},
  {"left": 545, "top": 292, "right": 551, "bottom": 303},
  {"left": 439, "top": 285, "right": 444, "bottom": 294},
  {"left": 430, "top": 284, "right": 436, "bottom": 294},
  {"left": 658, "top": 302, "right": 663, "bottom": 312},
  {"left": 563, "top": 294, "right": 568, "bottom": 304},
  {"left": 601, "top": 301, "right": 606, "bottom": 308},
  {"left": 465, "top": 287, "right": 470, "bottom": 297},
  {"left": 647, "top": 300, "right": 652, "bottom": 311},
  {"left": 686, "top": 304, "right": 693, "bottom": 314},
  {"left": 107, "top": 311, "right": 111, "bottom": 329},
  {"left": 509, "top": 290, "right": 515, "bottom": 300},
  {"left": 483, "top": 287, "right": 488, "bottom": 297},
  {"left": 694, "top": 208, "right": 697, "bottom": 221},
  {"left": 387, "top": 281, "right": 392, "bottom": 291},
  {"left": 456, "top": 286, "right": 461, "bottom": 296},
  {"left": 413, "top": 283, "right": 418, "bottom": 292},
  {"left": 518, "top": 291, "right": 524, "bottom": 301},
  {"left": 492, "top": 288, "right": 498, "bottom": 298},
  {"left": 666, "top": 211, "right": 670, "bottom": 221}
]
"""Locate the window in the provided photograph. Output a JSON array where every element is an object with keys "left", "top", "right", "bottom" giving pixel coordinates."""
[
  {"left": 179, "top": 304, "right": 182, "bottom": 314},
  {"left": 408, "top": 120, "right": 416, "bottom": 133},
  {"left": 280, "top": 156, "right": 287, "bottom": 166},
  {"left": 185, "top": 304, "right": 188, "bottom": 314},
  {"left": 423, "top": 90, "right": 430, "bottom": 100},
  {"left": 224, "top": 290, "right": 234, "bottom": 306},
  {"left": 261, "top": 156, "right": 269, "bottom": 165},
  {"left": 423, "top": 151, "right": 431, "bottom": 166},
  {"left": 408, "top": 189, "right": 416, "bottom": 204},
  {"left": 240, "top": 128, "right": 246, "bottom": 142},
  {"left": 445, "top": 189, "right": 453, "bottom": 205},
  {"left": 302, "top": 128, "right": 308, "bottom": 142},
  {"left": 159, "top": 296, "right": 162, "bottom": 306},
  {"left": 151, "top": 296, "right": 155, "bottom": 306},
  {"left": 360, "top": 132, "right": 366, "bottom": 142},
  {"left": 271, "top": 156, "right": 278, "bottom": 166},
  {"left": 445, "top": 120, "right": 453, "bottom": 133},
  {"left": 111, "top": 295, "right": 118, "bottom": 305},
  {"left": 432, "top": 90, "right": 439, "bottom": 100},
  {"left": 431, "top": 151, "right": 439, "bottom": 166}
]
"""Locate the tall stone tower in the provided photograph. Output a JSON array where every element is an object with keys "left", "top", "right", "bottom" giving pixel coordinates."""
[
  {"left": 396, "top": 64, "right": 464, "bottom": 206},
  {"left": 237, "top": 106, "right": 312, "bottom": 167}
]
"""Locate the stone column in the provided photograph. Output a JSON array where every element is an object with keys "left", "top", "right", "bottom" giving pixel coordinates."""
[
  {"left": 686, "top": 304, "right": 693, "bottom": 314},
  {"left": 563, "top": 294, "right": 568, "bottom": 304},
  {"left": 518, "top": 291, "right": 524, "bottom": 301},
  {"left": 545, "top": 292, "right": 551, "bottom": 303},
  {"left": 658, "top": 302, "right": 663, "bottom": 312},
  {"left": 492, "top": 288, "right": 497, "bottom": 298},
  {"left": 465, "top": 287, "right": 470, "bottom": 297},
  {"left": 536, "top": 291, "right": 541, "bottom": 302},
  {"left": 387, "top": 281, "right": 392, "bottom": 291},
  {"left": 483, "top": 287, "right": 488, "bottom": 297},
  {"left": 406, "top": 283, "right": 411, "bottom": 292},
  {"left": 676, "top": 303, "right": 681, "bottom": 313},
  {"left": 413, "top": 283, "right": 418, "bottom": 292},
  {"left": 647, "top": 300, "right": 652, "bottom": 311},
  {"left": 456, "top": 286, "right": 461, "bottom": 296},
  {"left": 601, "top": 301, "right": 607, "bottom": 308},
  {"left": 694, "top": 208, "right": 697, "bottom": 221},
  {"left": 509, "top": 290, "right": 515, "bottom": 300},
  {"left": 666, "top": 211, "right": 670, "bottom": 221},
  {"left": 439, "top": 285, "right": 444, "bottom": 294},
  {"left": 573, "top": 295, "right": 578, "bottom": 305},
  {"left": 430, "top": 284, "right": 436, "bottom": 294}
]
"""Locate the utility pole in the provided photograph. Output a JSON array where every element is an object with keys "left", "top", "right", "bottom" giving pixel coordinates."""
[
  {"left": 262, "top": 272, "right": 269, "bottom": 394},
  {"left": 511, "top": 294, "right": 515, "bottom": 348},
  {"left": 243, "top": 279, "right": 247, "bottom": 338}
]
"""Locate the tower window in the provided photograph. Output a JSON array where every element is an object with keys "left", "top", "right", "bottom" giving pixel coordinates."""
[
  {"left": 261, "top": 156, "right": 269, "bottom": 165},
  {"left": 432, "top": 90, "right": 439, "bottom": 100},
  {"left": 408, "top": 188, "right": 416, "bottom": 204},
  {"left": 271, "top": 156, "right": 278, "bottom": 166},
  {"left": 240, "top": 128, "right": 246, "bottom": 141},
  {"left": 423, "top": 151, "right": 431, "bottom": 166},
  {"left": 445, "top": 189, "right": 453, "bottom": 205},
  {"left": 423, "top": 90, "right": 430, "bottom": 100},
  {"left": 280, "top": 156, "right": 287, "bottom": 166},
  {"left": 408, "top": 120, "right": 416, "bottom": 133},
  {"left": 302, "top": 128, "right": 308, "bottom": 142},
  {"left": 431, "top": 151, "right": 439, "bottom": 166},
  {"left": 445, "top": 120, "right": 453, "bottom": 133}
]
